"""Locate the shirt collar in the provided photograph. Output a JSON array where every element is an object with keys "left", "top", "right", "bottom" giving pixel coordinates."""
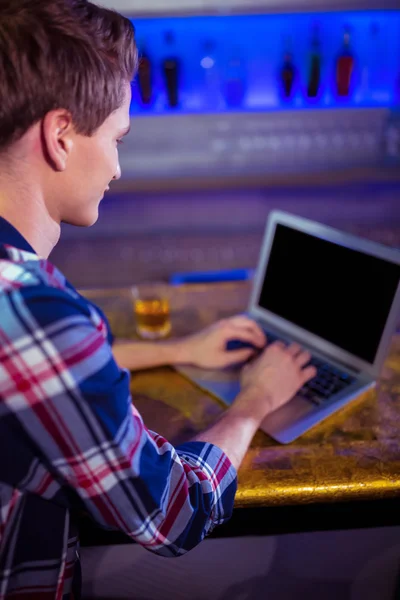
[{"left": 0, "top": 216, "right": 36, "bottom": 254}]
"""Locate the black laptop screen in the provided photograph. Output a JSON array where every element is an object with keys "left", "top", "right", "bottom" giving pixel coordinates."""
[{"left": 257, "top": 223, "right": 400, "bottom": 364}]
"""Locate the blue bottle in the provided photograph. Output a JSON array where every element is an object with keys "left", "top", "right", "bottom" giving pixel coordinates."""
[
  {"left": 224, "top": 47, "right": 246, "bottom": 108},
  {"left": 200, "top": 40, "right": 222, "bottom": 111}
]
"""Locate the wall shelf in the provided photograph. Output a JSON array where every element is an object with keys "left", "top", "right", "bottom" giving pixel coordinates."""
[
  {"left": 100, "top": 0, "right": 400, "bottom": 18},
  {"left": 121, "top": 108, "right": 399, "bottom": 184},
  {"left": 128, "top": 11, "right": 400, "bottom": 116}
]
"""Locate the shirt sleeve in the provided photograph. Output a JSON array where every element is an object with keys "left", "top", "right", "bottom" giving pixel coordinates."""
[{"left": 3, "top": 284, "right": 237, "bottom": 556}]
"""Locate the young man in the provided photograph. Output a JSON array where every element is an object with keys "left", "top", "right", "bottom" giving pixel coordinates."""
[{"left": 0, "top": 1, "right": 316, "bottom": 598}]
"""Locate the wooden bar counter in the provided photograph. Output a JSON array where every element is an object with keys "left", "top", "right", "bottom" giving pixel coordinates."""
[{"left": 82, "top": 281, "right": 400, "bottom": 517}]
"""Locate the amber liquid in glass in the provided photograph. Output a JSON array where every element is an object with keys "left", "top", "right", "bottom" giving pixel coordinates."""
[{"left": 134, "top": 297, "right": 171, "bottom": 339}]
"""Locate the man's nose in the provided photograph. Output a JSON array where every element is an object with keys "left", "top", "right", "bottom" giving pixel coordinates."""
[{"left": 113, "top": 162, "right": 122, "bottom": 181}]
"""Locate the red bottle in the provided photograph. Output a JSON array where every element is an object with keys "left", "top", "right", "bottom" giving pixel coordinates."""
[
  {"left": 336, "top": 27, "right": 354, "bottom": 97},
  {"left": 138, "top": 50, "right": 152, "bottom": 105},
  {"left": 281, "top": 52, "right": 296, "bottom": 99}
]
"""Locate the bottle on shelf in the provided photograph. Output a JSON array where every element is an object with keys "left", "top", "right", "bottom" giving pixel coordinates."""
[
  {"left": 162, "top": 31, "right": 180, "bottom": 108},
  {"left": 360, "top": 22, "right": 380, "bottom": 100},
  {"left": 224, "top": 47, "right": 246, "bottom": 108},
  {"left": 137, "top": 43, "right": 152, "bottom": 106},
  {"left": 336, "top": 26, "right": 354, "bottom": 97},
  {"left": 307, "top": 25, "right": 321, "bottom": 99},
  {"left": 365, "top": 21, "right": 389, "bottom": 103},
  {"left": 280, "top": 38, "right": 296, "bottom": 100},
  {"left": 200, "top": 39, "right": 222, "bottom": 110}
]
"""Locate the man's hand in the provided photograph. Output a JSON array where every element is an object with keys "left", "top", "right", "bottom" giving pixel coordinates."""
[
  {"left": 234, "top": 341, "right": 317, "bottom": 423},
  {"left": 192, "top": 340, "right": 317, "bottom": 469},
  {"left": 177, "top": 315, "right": 266, "bottom": 369}
]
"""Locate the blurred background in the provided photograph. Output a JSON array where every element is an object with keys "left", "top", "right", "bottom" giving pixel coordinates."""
[{"left": 52, "top": 0, "right": 400, "bottom": 288}]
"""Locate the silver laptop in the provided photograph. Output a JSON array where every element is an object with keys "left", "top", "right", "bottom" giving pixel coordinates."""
[{"left": 176, "top": 210, "right": 400, "bottom": 444}]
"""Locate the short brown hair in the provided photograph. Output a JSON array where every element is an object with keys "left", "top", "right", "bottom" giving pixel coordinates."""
[{"left": 0, "top": 0, "right": 138, "bottom": 151}]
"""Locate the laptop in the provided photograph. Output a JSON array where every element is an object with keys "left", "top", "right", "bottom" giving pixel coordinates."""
[{"left": 176, "top": 210, "right": 400, "bottom": 444}]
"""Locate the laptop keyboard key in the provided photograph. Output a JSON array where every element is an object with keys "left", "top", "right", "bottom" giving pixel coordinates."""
[{"left": 301, "top": 366, "right": 355, "bottom": 405}]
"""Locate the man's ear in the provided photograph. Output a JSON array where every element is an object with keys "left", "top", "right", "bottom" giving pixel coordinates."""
[{"left": 41, "top": 109, "right": 75, "bottom": 171}]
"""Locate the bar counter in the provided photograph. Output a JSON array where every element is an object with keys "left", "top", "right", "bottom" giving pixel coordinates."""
[{"left": 82, "top": 281, "right": 400, "bottom": 511}]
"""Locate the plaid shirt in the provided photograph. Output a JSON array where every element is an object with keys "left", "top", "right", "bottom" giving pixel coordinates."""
[{"left": 0, "top": 217, "right": 237, "bottom": 600}]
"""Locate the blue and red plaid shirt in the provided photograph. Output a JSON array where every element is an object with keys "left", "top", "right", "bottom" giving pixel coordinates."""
[{"left": 0, "top": 217, "right": 237, "bottom": 600}]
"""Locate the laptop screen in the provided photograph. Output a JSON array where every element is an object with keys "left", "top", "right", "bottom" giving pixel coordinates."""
[{"left": 257, "top": 223, "right": 400, "bottom": 364}]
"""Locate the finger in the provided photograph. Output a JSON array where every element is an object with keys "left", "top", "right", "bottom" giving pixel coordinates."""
[
  {"left": 224, "top": 348, "right": 255, "bottom": 365},
  {"left": 296, "top": 350, "right": 312, "bottom": 368},
  {"left": 302, "top": 365, "right": 317, "bottom": 383},
  {"left": 223, "top": 323, "right": 265, "bottom": 349},
  {"left": 269, "top": 340, "right": 286, "bottom": 351},
  {"left": 286, "top": 342, "right": 302, "bottom": 358},
  {"left": 230, "top": 330, "right": 265, "bottom": 350},
  {"left": 228, "top": 316, "right": 267, "bottom": 346},
  {"left": 224, "top": 327, "right": 263, "bottom": 348},
  {"left": 231, "top": 324, "right": 266, "bottom": 348}
]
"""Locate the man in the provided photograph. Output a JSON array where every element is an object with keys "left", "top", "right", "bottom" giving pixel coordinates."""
[{"left": 0, "top": 1, "right": 316, "bottom": 598}]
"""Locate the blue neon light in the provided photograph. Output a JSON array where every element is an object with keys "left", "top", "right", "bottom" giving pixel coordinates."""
[{"left": 129, "top": 11, "right": 400, "bottom": 115}]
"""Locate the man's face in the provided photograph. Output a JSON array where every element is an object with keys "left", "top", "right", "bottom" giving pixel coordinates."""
[{"left": 57, "top": 83, "right": 131, "bottom": 227}]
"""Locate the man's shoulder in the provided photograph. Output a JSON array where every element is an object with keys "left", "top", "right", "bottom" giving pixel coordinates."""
[
  {"left": 0, "top": 243, "right": 69, "bottom": 293},
  {"left": 0, "top": 243, "right": 111, "bottom": 342},
  {"left": 0, "top": 242, "right": 85, "bottom": 318}
]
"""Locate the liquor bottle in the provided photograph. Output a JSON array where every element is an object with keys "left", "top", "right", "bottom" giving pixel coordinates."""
[
  {"left": 224, "top": 48, "right": 246, "bottom": 108},
  {"left": 280, "top": 38, "right": 296, "bottom": 100},
  {"left": 162, "top": 31, "right": 180, "bottom": 108},
  {"left": 137, "top": 44, "right": 152, "bottom": 105},
  {"left": 200, "top": 39, "right": 222, "bottom": 110},
  {"left": 307, "top": 26, "right": 321, "bottom": 98},
  {"left": 336, "top": 26, "right": 354, "bottom": 97},
  {"left": 365, "top": 22, "right": 388, "bottom": 102}
]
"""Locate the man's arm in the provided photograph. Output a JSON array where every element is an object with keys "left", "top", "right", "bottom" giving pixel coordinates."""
[
  {"left": 192, "top": 341, "right": 317, "bottom": 470},
  {"left": 9, "top": 285, "right": 315, "bottom": 552},
  {"left": 113, "top": 315, "right": 267, "bottom": 371},
  {"left": 112, "top": 337, "right": 188, "bottom": 370},
  {"left": 115, "top": 323, "right": 317, "bottom": 473},
  {"left": 7, "top": 285, "right": 237, "bottom": 555}
]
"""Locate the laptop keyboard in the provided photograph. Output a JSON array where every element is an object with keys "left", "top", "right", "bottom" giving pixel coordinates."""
[{"left": 264, "top": 330, "right": 356, "bottom": 406}]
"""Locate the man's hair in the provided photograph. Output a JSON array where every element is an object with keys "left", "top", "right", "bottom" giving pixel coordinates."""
[{"left": 0, "top": 0, "right": 138, "bottom": 151}]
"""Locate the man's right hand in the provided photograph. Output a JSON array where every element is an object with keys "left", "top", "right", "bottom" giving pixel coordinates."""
[{"left": 235, "top": 341, "right": 317, "bottom": 424}]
